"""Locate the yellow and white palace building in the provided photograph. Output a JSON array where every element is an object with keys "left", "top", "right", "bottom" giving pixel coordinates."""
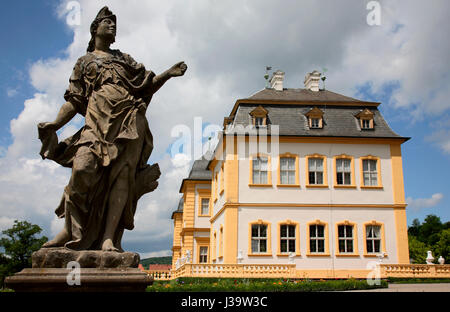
[{"left": 170, "top": 70, "right": 418, "bottom": 279}]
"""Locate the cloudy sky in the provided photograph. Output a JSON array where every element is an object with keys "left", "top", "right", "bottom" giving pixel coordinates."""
[{"left": 0, "top": 0, "right": 449, "bottom": 258}]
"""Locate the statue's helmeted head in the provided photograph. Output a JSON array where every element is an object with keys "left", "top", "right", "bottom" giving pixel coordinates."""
[{"left": 87, "top": 6, "right": 117, "bottom": 52}]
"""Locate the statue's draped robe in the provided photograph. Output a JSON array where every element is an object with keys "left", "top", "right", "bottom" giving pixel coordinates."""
[{"left": 38, "top": 50, "right": 155, "bottom": 250}]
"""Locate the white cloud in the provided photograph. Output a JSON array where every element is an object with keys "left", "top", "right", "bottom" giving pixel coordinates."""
[
  {"left": 406, "top": 193, "right": 444, "bottom": 212},
  {"left": 1, "top": 0, "right": 449, "bottom": 256},
  {"left": 426, "top": 130, "right": 450, "bottom": 154}
]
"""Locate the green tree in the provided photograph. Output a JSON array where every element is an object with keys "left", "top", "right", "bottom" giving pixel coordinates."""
[
  {"left": 0, "top": 220, "right": 48, "bottom": 287},
  {"left": 435, "top": 229, "right": 450, "bottom": 263},
  {"left": 418, "top": 215, "right": 443, "bottom": 246},
  {"left": 408, "top": 218, "right": 421, "bottom": 237},
  {"left": 408, "top": 235, "right": 430, "bottom": 264}
]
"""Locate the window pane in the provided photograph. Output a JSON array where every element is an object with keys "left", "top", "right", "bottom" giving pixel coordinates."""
[
  {"left": 288, "top": 225, "right": 296, "bottom": 237},
  {"left": 367, "top": 240, "right": 373, "bottom": 253},
  {"left": 288, "top": 158, "right": 295, "bottom": 170},
  {"left": 316, "top": 172, "right": 323, "bottom": 184},
  {"left": 337, "top": 172, "right": 343, "bottom": 185},
  {"left": 316, "top": 159, "right": 323, "bottom": 171},
  {"left": 336, "top": 159, "right": 343, "bottom": 171},
  {"left": 346, "top": 240, "right": 353, "bottom": 253},
  {"left": 251, "top": 239, "right": 259, "bottom": 253},
  {"left": 252, "top": 225, "right": 258, "bottom": 237},
  {"left": 364, "top": 173, "right": 370, "bottom": 186},
  {"left": 339, "top": 240, "right": 346, "bottom": 252},
  {"left": 317, "top": 225, "right": 324, "bottom": 238},
  {"left": 318, "top": 239, "right": 325, "bottom": 252},
  {"left": 260, "top": 171, "right": 267, "bottom": 184},
  {"left": 343, "top": 159, "right": 351, "bottom": 171},
  {"left": 310, "top": 225, "right": 316, "bottom": 238},
  {"left": 344, "top": 172, "right": 351, "bottom": 184},
  {"left": 309, "top": 159, "right": 316, "bottom": 171},
  {"left": 346, "top": 226, "right": 353, "bottom": 238},
  {"left": 369, "top": 160, "right": 377, "bottom": 171},
  {"left": 310, "top": 239, "right": 316, "bottom": 252},
  {"left": 260, "top": 240, "right": 267, "bottom": 252},
  {"left": 253, "top": 159, "right": 260, "bottom": 170},
  {"left": 280, "top": 225, "right": 287, "bottom": 237},
  {"left": 260, "top": 225, "right": 267, "bottom": 237},
  {"left": 363, "top": 160, "right": 368, "bottom": 171},
  {"left": 367, "top": 226, "right": 373, "bottom": 238},
  {"left": 280, "top": 239, "right": 287, "bottom": 253},
  {"left": 280, "top": 158, "right": 288, "bottom": 170},
  {"left": 280, "top": 171, "right": 287, "bottom": 184},
  {"left": 309, "top": 172, "right": 316, "bottom": 184},
  {"left": 253, "top": 171, "right": 260, "bottom": 184},
  {"left": 373, "top": 226, "right": 381, "bottom": 238},
  {"left": 374, "top": 240, "right": 381, "bottom": 252},
  {"left": 338, "top": 225, "right": 345, "bottom": 238},
  {"left": 371, "top": 174, "right": 377, "bottom": 186},
  {"left": 289, "top": 240, "right": 295, "bottom": 252},
  {"left": 260, "top": 158, "right": 268, "bottom": 170},
  {"left": 288, "top": 171, "right": 295, "bottom": 184}
]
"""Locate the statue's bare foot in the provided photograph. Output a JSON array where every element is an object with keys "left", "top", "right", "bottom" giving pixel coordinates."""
[
  {"left": 102, "top": 239, "right": 119, "bottom": 252},
  {"left": 42, "top": 228, "right": 70, "bottom": 248}
]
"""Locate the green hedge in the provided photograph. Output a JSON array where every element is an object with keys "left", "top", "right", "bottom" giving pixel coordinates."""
[{"left": 147, "top": 278, "right": 388, "bottom": 292}]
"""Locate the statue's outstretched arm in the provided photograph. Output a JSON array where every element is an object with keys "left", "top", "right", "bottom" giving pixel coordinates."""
[
  {"left": 39, "top": 101, "right": 77, "bottom": 131},
  {"left": 151, "top": 61, "right": 187, "bottom": 94}
]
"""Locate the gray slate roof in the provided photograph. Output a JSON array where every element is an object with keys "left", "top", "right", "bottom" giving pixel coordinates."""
[
  {"left": 243, "top": 88, "right": 376, "bottom": 104},
  {"left": 186, "top": 158, "right": 212, "bottom": 180},
  {"left": 233, "top": 104, "right": 404, "bottom": 138},
  {"left": 171, "top": 197, "right": 184, "bottom": 219},
  {"left": 231, "top": 88, "right": 407, "bottom": 139}
]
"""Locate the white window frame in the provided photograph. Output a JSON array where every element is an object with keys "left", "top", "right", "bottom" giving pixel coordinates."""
[
  {"left": 363, "top": 159, "right": 378, "bottom": 186},
  {"left": 280, "top": 224, "right": 296, "bottom": 253},
  {"left": 280, "top": 157, "right": 296, "bottom": 185},
  {"left": 308, "top": 158, "right": 324, "bottom": 185},
  {"left": 252, "top": 156, "right": 268, "bottom": 184},
  {"left": 251, "top": 224, "right": 268, "bottom": 253},
  {"left": 336, "top": 158, "right": 352, "bottom": 185},
  {"left": 309, "top": 224, "right": 325, "bottom": 253},
  {"left": 338, "top": 225, "right": 354, "bottom": 253},
  {"left": 366, "top": 225, "right": 381, "bottom": 254}
]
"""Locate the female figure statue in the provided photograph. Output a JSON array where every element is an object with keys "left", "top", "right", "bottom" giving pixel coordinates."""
[{"left": 38, "top": 7, "right": 187, "bottom": 252}]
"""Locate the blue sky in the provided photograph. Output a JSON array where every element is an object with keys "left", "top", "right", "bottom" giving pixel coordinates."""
[{"left": 0, "top": 0, "right": 449, "bottom": 257}]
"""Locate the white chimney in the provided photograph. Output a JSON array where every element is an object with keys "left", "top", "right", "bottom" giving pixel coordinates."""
[
  {"left": 304, "top": 70, "right": 321, "bottom": 92},
  {"left": 270, "top": 70, "right": 285, "bottom": 91}
]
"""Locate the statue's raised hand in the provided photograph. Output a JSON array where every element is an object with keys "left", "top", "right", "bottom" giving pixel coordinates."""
[{"left": 169, "top": 61, "right": 187, "bottom": 77}]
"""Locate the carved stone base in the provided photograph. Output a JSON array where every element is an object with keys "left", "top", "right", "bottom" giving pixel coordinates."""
[
  {"left": 5, "top": 268, "right": 153, "bottom": 292},
  {"left": 32, "top": 247, "right": 140, "bottom": 269}
]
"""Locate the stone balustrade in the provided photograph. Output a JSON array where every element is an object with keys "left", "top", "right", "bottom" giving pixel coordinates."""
[
  {"left": 145, "top": 270, "right": 172, "bottom": 280},
  {"left": 172, "top": 263, "right": 296, "bottom": 279},
  {"left": 379, "top": 264, "right": 450, "bottom": 278}
]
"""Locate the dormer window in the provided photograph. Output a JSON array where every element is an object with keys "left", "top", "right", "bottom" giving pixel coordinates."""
[
  {"left": 250, "top": 106, "right": 269, "bottom": 127},
  {"left": 310, "top": 118, "right": 321, "bottom": 128},
  {"left": 356, "top": 108, "right": 374, "bottom": 130},
  {"left": 305, "top": 107, "right": 324, "bottom": 129}
]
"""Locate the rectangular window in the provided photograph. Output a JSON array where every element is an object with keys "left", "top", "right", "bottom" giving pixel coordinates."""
[
  {"left": 199, "top": 246, "right": 208, "bottom": 263},
  {"left": 310, "top": 118, "right": 320, "bottom": 128},
  {"left": 201, "top": 198, "right": 210, "bottom": 215},
  {"left": 363, "top": 159, "right": 378, "bottom": 186},
  {"left": 309, "top": 224, "right": 325, "bottom": 253},
  {"left": 280, "top": 224, "right": 296, "bottom": 253},
  {"left": 308, "top": 158, "right": 324, "bottom": 185},
  {"left": 336, "top": 158, "right": 352, "bottom": 185},
  {"left": 338, "top": 225, "right": 354, "bottom": 253},
  {"left": 366, "top": 225, "right": 381, "bottom": 253},
  {"left": 280, "top": 157, "right": 296, "bottom": 185},
  {"left": 252, "top": 157, "right": 268, "bottom": 184},
  {"left": 251, "top": 224, "right": 267, "bottom": 253},
  {"left": 362, "top": 119, "right": 371, "bottom": 129}
]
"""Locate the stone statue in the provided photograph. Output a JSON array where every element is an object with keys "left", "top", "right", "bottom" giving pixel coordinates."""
[{"left": 38, "top": 6, "right": 187, "bottom": 252}]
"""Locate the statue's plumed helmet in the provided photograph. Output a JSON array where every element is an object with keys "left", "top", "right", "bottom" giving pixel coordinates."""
[{"left": 87, "top": 6, "right": 117, "bottom": 52}]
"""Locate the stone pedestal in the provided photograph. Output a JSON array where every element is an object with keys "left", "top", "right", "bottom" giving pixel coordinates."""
[{"left": 5, "top": 248, "right": 153, "bottom": 292}]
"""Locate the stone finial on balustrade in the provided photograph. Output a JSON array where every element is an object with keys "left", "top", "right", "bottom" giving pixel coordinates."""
[
  {"left": 438, "top": 256, "right": 445, "bottom": 265},
  {"left": 377, "top": 252, "right": 386, "bottom": 263},
  {"left": 237, "top": 250, "right": 244, "bottom": 263},
  {"left": 426, "top": 251, "right": 435, "bottom": 265},
  {"left": 186, "top": 250, "right": 191, "bottom": 263}
]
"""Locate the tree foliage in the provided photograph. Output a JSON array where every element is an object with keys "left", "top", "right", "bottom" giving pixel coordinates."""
[
  {"left": 0, "top": 220, "right": 48, "bottom": 288},
  {"left": 408, "top": 214, "right": 448, "bottom": 264}
]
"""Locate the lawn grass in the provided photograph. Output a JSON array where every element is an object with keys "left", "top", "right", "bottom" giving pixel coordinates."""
[{"left": 147, "top": 277, "right": 388, "bottom": 292}]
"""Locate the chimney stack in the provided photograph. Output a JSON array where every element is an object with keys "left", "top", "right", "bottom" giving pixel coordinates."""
[
  {"left": 304, "top": 70, "right": 321, "bottom": 92},
  {"left": 270, "top": 70, "right": 285, "bottom": 91}
]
